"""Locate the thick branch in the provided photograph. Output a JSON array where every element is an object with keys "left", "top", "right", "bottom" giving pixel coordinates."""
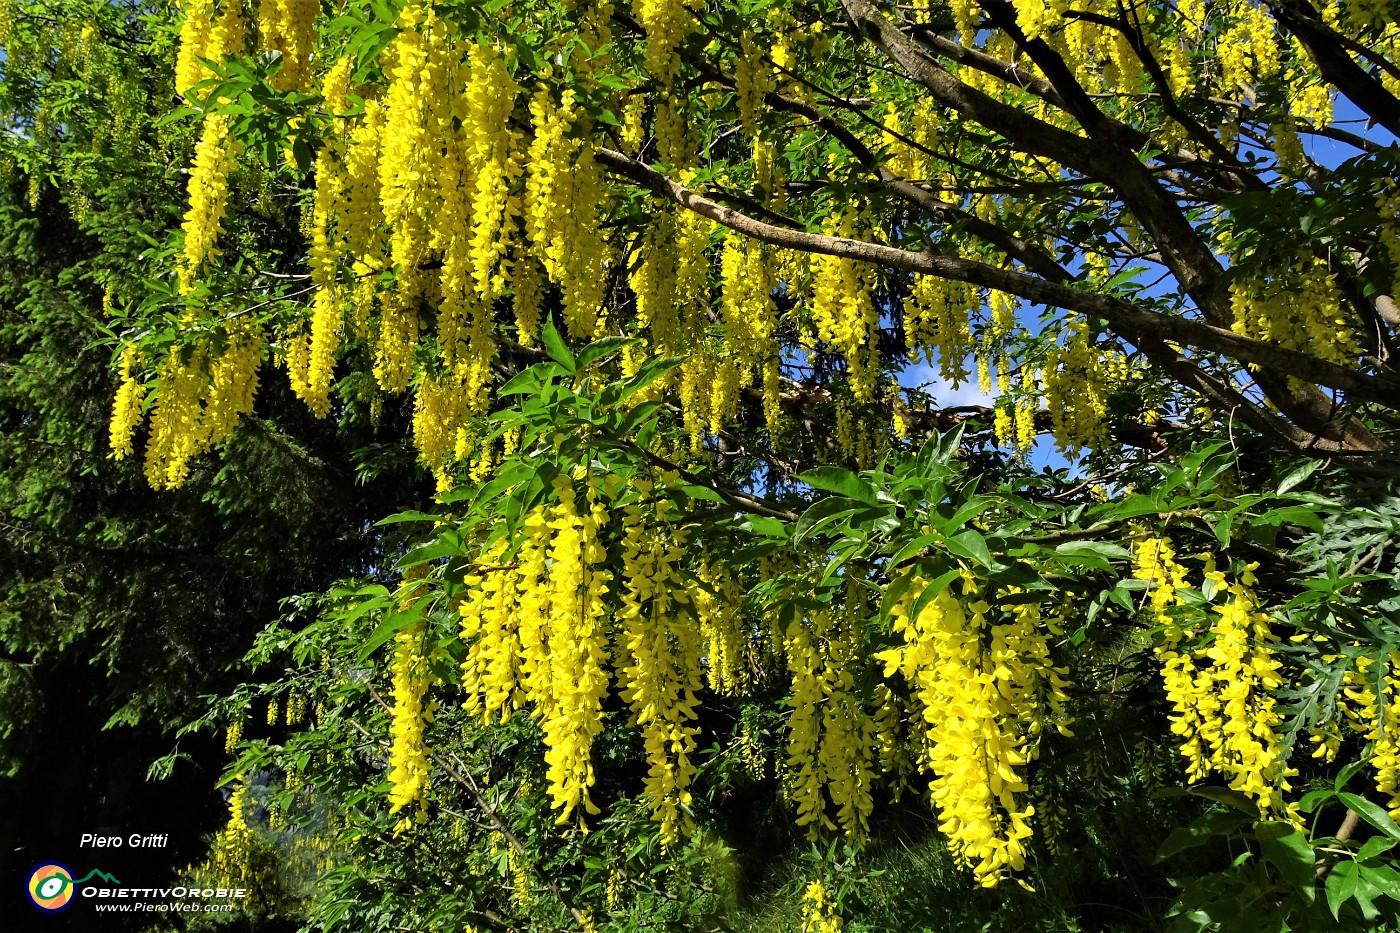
[
  {"left": 595, "top": 146, "right": 1400, "bottom": 414},
  {"left": 908, "top": 25, "right": 1067, "bottom": 107},
  {"left": 1266, "top": 0, "right": 1400, "bottom": 138},
  {"left": 967, "top": 0, "right": 1238, "bottom": 325},
  {"left": 688, "top": 36, "right": 1068, "bottom": 279}
]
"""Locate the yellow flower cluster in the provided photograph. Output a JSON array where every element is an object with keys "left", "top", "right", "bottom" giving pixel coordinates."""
[
  {"left": 1199, "top": 564, "right": 1292, "bottom": 815},
  {"left": 343, "top": 100, "right": 387, "bottom": 266},
  {"left": 224, "top": 718, "right": 243, "bottom": 755},
  {"left": 1042, "top": 316, "right": 1114, "bottom": 454},
  {"left": 285, "top": 690, "right": 307, "bottom": 725},
  {"left": 178, "top": 114, "right": 242, "bottom": 294},
  {"left": 537, "top": 479, "right": 613, "bottom": 822},
  {"left": 387, "top": 620, "right": 433, "bottom": 822},
  {"left": 800, "top": 879, "right": 843, "bottom": 933},
  {"left": 461, "top": 535, "right": 534, "bottom": 723},
  {"left": 833, "top": 396, "right": 884, "bottom": 467},
  {"left": 678, "top": 351, "right": 712, "bottom": 451},
  {"left": 374, "top": 2, "right": 448, "bottom": 392},
  {"left": 1136, "top": 546, "right": 1293, "bottom": 816},
  {"left": 738, "top": 718, "right": 766, "bottom": 779},
  {"left": 634, "top": 0, "right": 694, "bottom": 88},
  {"left": 734, "top": 31, "right": 772, "bottom": 137},
  {"left": 948, "top": 0, "right": 979, "bottom": 44},
  {"left": 1139, "top": 537, "right": 1215, "bottom": 782},
  {"left": 696, "top": 561, "right": 747, "bottom": 695},
  {"left": 709, "top": 357, "right": 744, "bottom": 438},
  {"left": 137, "top": 321, "right": 263, "bottom": 488},
  {"left": 298, "top": 57, "right": 355, "bottom": 418},
  {"left": 508, "top": 844, "right": 532, "bottom": 907},
  {"left": 1229, "top": 256, "right": 1356, "bottom": 367},
  {"left": 109, "top": 344, "right": 146, "bottom": 459},
  {"left": 409, "top": 378, "right": 471, "bottom": 492},
  {"left": 1219, "top": 2, "right": 1279, "bottom": 94},
  {"left": 174, "top": 0, "right": 215, "bottom": 98},
  {"left": 1376, "top": 656, "right": 1400, "bottom": 818},
  {"left": 525, "top": 88, "right": 608, "bottom": 339},
  {"left": 1347, "top": 653, "right": 1400, "bottom": 818},
  {"left": 175, "top": 0, "right": 247, "bottom": 99},
  {"left": 257, "top": 0, "right": 319, "bottom": 92},
  {"left": 721, "top": 231, "right": 778, "bottom": 379},
  {"left": 462, "top": 479, "right": 617, "bottom": 824},
  {"left": 811, "top": 205, "right": 881, "bottom": 401},
  {"left": 871, "top": 682, "right": 912, "bottom": 798},
  {"left": 1285, "top": 38, "right": 1333, "bottom": 128},
  {"left": 879, "top": 575, "right": 1068, "bottom": 886},
  {"left": 1012, "top": 0, "right": 1066, "bottom": 41},
  {"left": 905, "top": 274, "right": 976, "bottom": 387},
  {"left": 464, "top": 44, "right": 524, "bottom": 307},
  {"left": 784, "top": 608, "right": 877, "bottom": 841},
  {"left": 616, "top": 489, "right": 704, "bottom": 847},
  {"left": 631, "top": 211, "right": 682, "bottom": 356},
  {"left": 207, "top": 779, "right": 257, "bottom": 886}
]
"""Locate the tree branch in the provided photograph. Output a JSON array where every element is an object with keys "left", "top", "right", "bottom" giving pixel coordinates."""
[
  {"left": 1266, "top": 0, "right": 1400, "bottom": 138},
  {"left": 595, "top": 146, "right": 1400, "bottom": 419}
]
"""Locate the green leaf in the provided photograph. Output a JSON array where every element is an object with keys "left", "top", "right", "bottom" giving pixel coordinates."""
[
  {"left": 916, "top": 425, "right": 965, "bottom": 473},
  {"left": 889, "top": 531, "right": 942, "bottom": 568},
  {"left": 541, "top": 319, "right": 575, "bottom": 372},
  {"left": 399, "top": 538, "right": 461, "bottom": 566},
  {"left": 1356, "top": 836, "right": 1397, "bottom": 863},
  {"left": 1326, "top": 859, "right": 1359, "bottom": 920},
  {"left": 679, "top": 484, "right": 726, "bottom": 504},
  {"left": 1335, "top": 759, "right": 1369, "bottom": 793},
  {"left": 1277, "top": 460, "right": 1322, "bottom": 495},
  {"left": 876, "top": 571, "right": 916, "bottom": 622},
  {"left": 291, "top": 136, "right": 313, "bottom": 175},
  {"left": 937, "top": 496, "right": 996, "bottom": 534},
  {"left": 793, "top": 497, "right": 866, "bottom": 544},
  {"left": 1054, "top": 540, "right": 1133, "bottom": 561},
  {"left": 358, "top": 606, "right": 422, "bottom": 663},
  {"left": 577, "top": 335, "right": 635, "bottom": 369},
  {"left": 944, "top": 530, "right": 992, "bottom": 568},
  {"left": 1188, "top": 786, "right": 1261, "bottom": 819},
  {"left": 374, "top": 510, "right": 439, "bottom": 525},
  {"left": 987, "top": 561, "right": 1044, "bottom": 589},
  {"left": 905, "top": 569, "right": 962, "bottom": 627},
  {"left": 737, "top": 515, "right": 789, "bottom": 540},
  {"left": 1336, "top": 793, "right": 1400, "bottom": 841},
  {"left": 1298, "top": 787, "right": 1336, "bottom": 814},
  {"left": 798, "top": 466, "right": 878, "bottom": 505},
  {"left": 615, "top": 355, "right": 686, "bottom": 403},
  {"left": 1258, "top": 505, "right": 1324, "bottom": 533},
  {"left": 1255, "top": 821, "right": 1316, "bottom": 894},
  {"left": 1156, "top": 810, "right": 1249, "bottom": 860},
  {"left": 497, "top": 368, "right": 545, "bottom": 397},
  {"left": 1359, "top": 864, "right": 1400, "bottom": 901}
]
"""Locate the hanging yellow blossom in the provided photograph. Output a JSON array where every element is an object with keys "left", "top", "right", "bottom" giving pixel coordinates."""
[
  {"left": 387, "top": 618, "right": 433, "bottom": 823},
  {"left": 878, "top": 574, "right": 1068, "bottom": 886},
  {"left": 615, "top": 489, "right": 704, "bottom": 847},
  {"left": 257, "top": 0, "right": 319, "bottom": 93},
  {"left": 109, "top": 344, "right": 146, "bottom": 459},
  {"left": 524, "top": 88, "right": 608, "bottom": 338},
  {"left": 178, "top": 114, "right": 242, "bottom": 294}
]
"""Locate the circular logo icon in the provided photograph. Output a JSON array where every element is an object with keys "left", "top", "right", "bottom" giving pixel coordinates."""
[{"left": 27, "top": 863, "right": 76, "bottom": 912}]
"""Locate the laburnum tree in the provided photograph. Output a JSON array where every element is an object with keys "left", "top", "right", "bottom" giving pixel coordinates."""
[{"left": 6, "top": 0, "right": 1400, "bottom": 930}]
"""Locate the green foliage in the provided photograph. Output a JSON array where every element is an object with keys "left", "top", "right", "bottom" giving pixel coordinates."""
[{"left": 4, "top": 2, "right": 1400, "bottom": 932}]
